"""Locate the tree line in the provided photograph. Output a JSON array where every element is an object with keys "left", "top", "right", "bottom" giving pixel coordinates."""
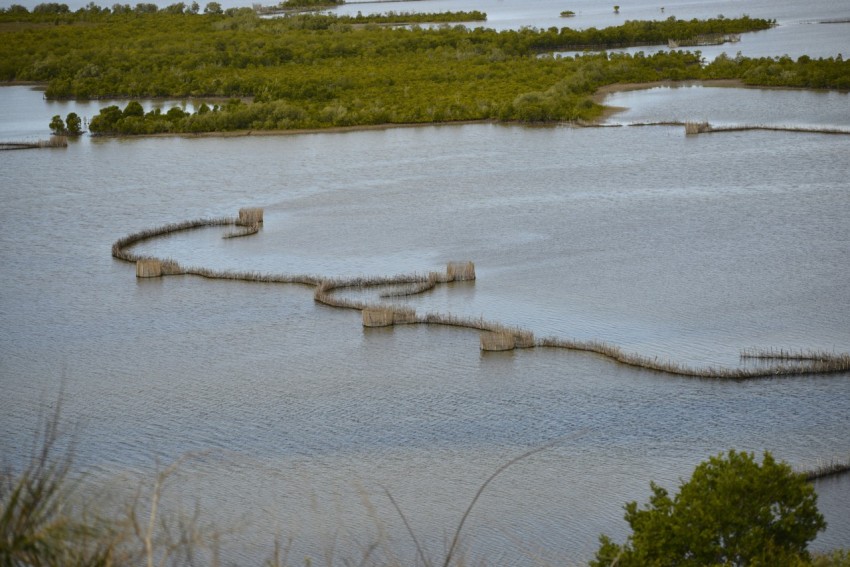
[{"left": 1, "top": 8, "right": 846, "bottom": 134}]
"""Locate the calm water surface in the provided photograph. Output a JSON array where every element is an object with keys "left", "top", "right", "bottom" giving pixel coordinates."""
[
  {"left": 2, "top": 2, "right": 850, "bottom": 561},
  {"left": 1, "top": 81, "right": 849, "bottom": 563}
]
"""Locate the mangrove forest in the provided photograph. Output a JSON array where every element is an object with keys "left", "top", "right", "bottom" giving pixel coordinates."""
[{"left": 1, "top": 6, "right": 848, "bottom": 134}]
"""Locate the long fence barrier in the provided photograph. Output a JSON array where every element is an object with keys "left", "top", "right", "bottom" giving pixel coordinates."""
[{"left": 113, "top": 208, "right": 850, "bottom": 380}]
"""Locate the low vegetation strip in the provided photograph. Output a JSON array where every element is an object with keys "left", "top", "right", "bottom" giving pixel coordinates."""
[
  {"left": 257, "top": 7, "right": 488, "bottom": 23},
  {"left": 0, "top": 137, "right": 67, "bottom": 149},
  {"left": 111, "top": 210, "right": 850, "bottom": 380}
]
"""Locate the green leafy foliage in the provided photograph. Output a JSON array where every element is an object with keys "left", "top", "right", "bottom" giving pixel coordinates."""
[
  {"left": 592, "top": 450, "right": 827, "bottom": 567},
  {"left": 49, "top": 114, "right": 65, "bottom": 135},
  {"left": 813, "top": 550, "right": 850, "bottom": 567},
  {"left": 704, "top": 52, "right": 850, "bottom": 89},
  {"left": 48, "top": 112, "right": 83, "bottom": 134},
  {"left": 65, "top": 112, "right": 82, "bottom": 134},
  {"left": 1, "top": 7, "right": 843, "bottom": 135}
]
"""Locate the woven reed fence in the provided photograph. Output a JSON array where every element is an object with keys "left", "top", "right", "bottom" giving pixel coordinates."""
[
  {"left": 112, "top": 211, "right": 850, "bottom": 379},
  {"left": 685, "top": 121, "right": 711, "bottom": 135}
]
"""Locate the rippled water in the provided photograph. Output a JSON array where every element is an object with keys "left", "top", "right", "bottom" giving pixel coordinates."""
[
  {"left": 603, "top": 83, "right": 850, "bottom": 129},
  {"left": 2, "top": 80, "right": 849, "bottom": 563},
  {"left": 3, "top": 2, "right": 850, "bottom": 558}
]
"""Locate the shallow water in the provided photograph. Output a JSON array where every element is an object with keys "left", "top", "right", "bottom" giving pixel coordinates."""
[
  {"left": 603, "top": 82, "right": 850, "bottom": 128},
  {"left": 331, "top": 0, "right": 849, "bottom": 60},
  {"left": 2, "top": 4, "right": 850, "bottom": 562},
  {"left": 2, "top": 79, "right": 849, "bottom": 563}
]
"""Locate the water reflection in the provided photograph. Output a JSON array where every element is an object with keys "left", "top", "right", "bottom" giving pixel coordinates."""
[
  {"left": 602, "top": 84, "right": 850, "bottom": 128},
  {"left": 2, "top": 59, "right": 850, "bottom": 567},
  {"left": 1, "top": 3, "right": 849, "bottom": 563}
]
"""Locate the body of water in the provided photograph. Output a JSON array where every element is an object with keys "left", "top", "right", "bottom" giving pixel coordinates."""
[
  {"left": 2, "top": 1, "right": 850, "bottom": 563},
  {"left": 2, "top": 82, "right": 849, "bottom": 563}
]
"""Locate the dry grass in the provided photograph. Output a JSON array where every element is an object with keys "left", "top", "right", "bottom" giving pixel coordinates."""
[
  {"left": 446, "top": 262, "right": 476, "bottom": 282},
  {"left": 800, "top": 457, "right": 850, "bottom": 481},
  {"left": 237, "top": 207, "right": 264, "bottom": 226},
  {"left": 392, "top": 307, "right": 417, "bottom": 325},
  {"left": 135, "top": 258, "right": 183, "bottom": 278},
  {"left": 626, "top": 121, "right": 850, "bottom": 136},
  {"left": 537, "top": 338, "right": 850, "bottom": 379},
  {"left": 706, "top": 124, "right": 850, "bottom": 135},
  {"left": 514, "top": 330, "right": 535, "bottom": 349},
  {"left": 0, "top": 136, "right": 68, "bottom": 150},
  {"left": 685, "top": 121, "right": 711, "bottom": 135},
  {"left": 4, "top": 409, "right": 589, "bottom": 567},
  {"left": 223, "top": 222, "right": 260, "bottom": 238},
  {"left": 625, "top": 121, "right": 850, "bottom": 137},
  {"left": 135, "top": 259, "right": 162, "bottom": 278},
  {"left": 741, "top": 347, "right": 850, "bottom": 363},
  {"left": 111, "top": 216, "right": 236, "bottom": 263},
  {"left": 362, "top": 308, "right": 395, "bottom": 327},
  {"left": 361, "top": 307, "right": 417, "bottom": 327},
  {"left": 44, "top": 136, "right": 68, "bottom": 148},
  {"left": 480, "top": 331, "right": 516, "bottom": 352},
  {"left": 1, "top": 405, "right": 233, "bottom": 567},
  {"left": 418, "top": 312, "right": 493, "bottom": 332},
  {"left": 380, "top": 272, "right": 441, "bottom": 298}
]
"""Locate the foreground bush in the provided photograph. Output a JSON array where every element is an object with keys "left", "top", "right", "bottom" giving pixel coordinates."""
[
  {"left": 0, "top": 411, "right": 113, "bottom": 566},
  {"left": 592, "top": 450, "right": 826, "bottom": 566}
]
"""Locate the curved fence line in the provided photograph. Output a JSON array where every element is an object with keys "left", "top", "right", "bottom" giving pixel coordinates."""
[
  {"left": 702, "top": 124, "right": 850, "bottom": 135},
  {"left": 619, "top": 121, "right": 850, "bottom": 136},
  {"left": 112, "top": 216, "right": 237, "bottom": 263},
  {"left": 0, "top": 137, "right": 68, "bottom": 150},
  {"left": 801, "top": 457, "right": 850, "bottom": 481},
  {"left": 112, "top": 209, "right": 850, "bottom": 379}
]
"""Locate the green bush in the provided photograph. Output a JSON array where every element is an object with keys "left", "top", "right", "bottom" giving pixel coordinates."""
[
  {"left": 592, "top": 450, "right": 826, "bottom": 566},
  {"left": 813, "top": 550, "right": 850, "bottom": 567}
]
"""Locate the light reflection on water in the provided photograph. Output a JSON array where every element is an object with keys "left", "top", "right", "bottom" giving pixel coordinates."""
[
  {"left": 602, "top": 84, "right": 850, "bottom": 128},
  {"left": 2, "top": 80, "right": 850, "bottom": 563}
]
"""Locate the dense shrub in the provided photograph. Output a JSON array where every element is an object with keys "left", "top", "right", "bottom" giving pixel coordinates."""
[{"left": 592, "top": 450, "right": 826, "bottom": 567}]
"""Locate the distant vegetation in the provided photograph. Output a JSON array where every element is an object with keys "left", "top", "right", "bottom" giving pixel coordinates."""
[
  {"left": 0, "top": 5, "right": 846, "bottom": 135},
  {"left": 49, "top": 112, "right": 82, "bottom": 135},
  {"left": 254, "top": 9, "right": 488, "bottom": 24},
  {"left": 593, "top": 451, "right": 827, "bottom": 566},
  {"left": 276, "top": 0, "right": 343, "bottom": 9},
  {"left": 321, "top": 10, "right": 487, "bottom": 24}
]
